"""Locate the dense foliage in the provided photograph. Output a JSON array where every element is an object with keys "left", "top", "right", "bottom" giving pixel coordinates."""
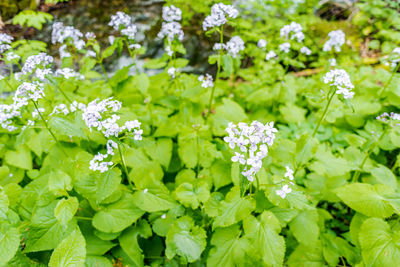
[{"left": 1, "top": 0, "right": 400, "bottom": 266}]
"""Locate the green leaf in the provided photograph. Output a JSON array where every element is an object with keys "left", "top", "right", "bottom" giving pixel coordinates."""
[
  {"left": 213, "top": 187, "right": 255, "bottom": 229},
  {"left": 54, "top": 197, "right": 79, "bottom": 225},
  {"left": 48, "top": 170, "right": 72, "bottom": 197},
  {"left": 48, "top": 116, "right": 86, "bottom": 139},
  {"left": 13, "top": 10, "right": 53, "bottom": 30},
  {"left": 165, "top": 216, "right": 207, "bottom": 263},
  {"left": 49, "top": 230, "right": 86, "bottom": 267},
  {"left": 92, "top": 193, "right": 144, "bottom": 233},
  {"left": 175, "top": 181, "right": 210, "bottom": 209},
  {"left": 0, "top": 189, "right": 9, "bottom": 220},
  {"left": 85, "top": 256, "right": 113, "bottom": 267},
  {"left": 0, "top": 225, "right": 20, "bottom": 266},
  {"left": 207, "top": 225, "right": 253, "bottom": 267},
  {"left": 132, "top": 180, "right": 177, "bottom": 212},
  {"left": 211, "top": 98, "right": 247, "bottom": 136},
  {"left": 178, "top": 132, "right": 198, "bottom": 169},
  {"left": 144, "top": 138, "right": 173, "bottom": 168},
  {"left": 289, "top": 210, "right": 319, "bottom": 246},
  {"left": 335, "top": 183, "right": 395, "bottom": 218},
  {"left": 359, "top": 218, "right": 400, "bottom": 266},
  {"left": 287, "top": 242, "right": 325, "bottom": 267},
  {"left": 243, "top": 212, "right": 285, "bottom": 266},
  {"left": 119, "top": 220, "right": 152, "bottom": 267},
  {"left": 5, "top": 146, "right": 32, "bottom": 170}
]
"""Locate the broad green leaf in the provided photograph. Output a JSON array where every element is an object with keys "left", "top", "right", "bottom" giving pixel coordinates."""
[
  {"left": 243, "top": 212, "right": 285, "bottom": 266},
  {"left": 132, "top": 179, "right": 177, "bottom": 212},
  {"left": 211, "top": 98, "right": 247, "bottom": 136},
  {"left": 175, "top": 181, "right": 210, "bottom": 209},
  {"left": 165, "top": 216, "right": 206, "bottom": 263},
  {"left": 207, "top": 225, "right": 254, "bottom": 267},
  {"left": 359, "top": 218, "right": 400, "bottom": 266},
  {"left": 5, "top": 146, "right": 32, "bottom": 170},
  {"left": 92, "top": 193, "right": 144, "bottom": 233},
  {"left": 48, "top": 170, "right": 72, "bottom": 197},
  {"left": 289, "top": 210, "right": 319, "bottom": 246},
  {"left": 13, "top": 10, "right": 53, "bottom": 30},
  {"left": 54, "top": 197, "right": 79, "bottom": 225},
  {"left": 144, "top": 138, "right": 173, "bottom": 168},
  {"left": 0, "top": 189, "right": 9, "bottom": 220},
  {"left": 119, "top": 220, "right": 152, "bottom": 267},
  {"left": 49, "top": 231, "right": 86, "bottom": 267},
  {"left": 335, "top": 183, "right": 395, "bottom": 218},
  {"left": 48, "top": 116, "right": 86, "bottom": 138},
  {"left": 0, "top": 225, "right": 20, "bottom": 266},
  {"left": 287, "top": 242, "right": 325, "bottom": 267},
  {"left": 85, "top": 256, "right": 113, "bottom": 267},
  {"left": 213, "top": 187, "right": 255, "bottom": 229},
  {"left": 178, "top": 132, "right": 198, "bottom": 169}
]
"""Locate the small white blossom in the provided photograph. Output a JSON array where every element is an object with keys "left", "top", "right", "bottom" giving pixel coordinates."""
[
  {"left": 323, "top": 69, "right": 354, "bottom": 99},
  {"left": 198, "top": 74, "right": 214, "bottom": 88},
  {"left": 6, "top": 52, "right": 20, "bottom": 61},
  {"left": 108, "top": 35, "right": 115, "bottom": 45},
  {"left": 203, "top": 3, "right": 238, "bottom": 30},
  {"left": 300, "top": 46, "right": 311, "bottom": 55},
  {"left": 323, "top": 30, "right": 345, "bottom": 52},
  {"left": 52, "top": 22, "right": 85, "bottom": 50},
  {"left": 279, "top": 42, "right": 291, "bottom": 53},
  {"left": 224, "top": 121, "right": 278, "bottom": 182},
  {"left": 109, "top": 11, "right": 132, "bottom": 31},
  {"left": 85, "top": 32, "right": 96, "bottom": 39},
  {"left": 377, "top": 112, "right": 400, "bottom": 127},
  {"left": 121, "top": 25, "right": 137, "bottom": 40},
  {"left": 276, "top": 185, "right": 292, "bottom": 199},
  {"left": 167, "top": 67, "right": 177, "bottom": 78},
  {"left": 265, "top": 51, "right": 277, "bottom": 60},
  {"left": 21, "top": 53, "right": 53, "bottom": 75},
  {"left": 162, "top": 5, "right": 182, "bottom": 22},
  {"left": 257, "top": 39, "right": 267, "bottom": 48},
  {"left": 213, "top": 36, "right": 244, "bottom": 57},
  {"left": 280, "top": 22, "right": 304, "bottom": 42},
  {"left": 55, "top": 68, "right": 84, "bottom": 79},
  {"left": 0, "top": 33, "right": 13, "bottom": 44},
  {"left": 284, "top": 166, "right": 294, "bottom": 180},
  {"left": 158, "top": 22, "right": 184, "bottom": 41},
  {"left": 329, "top": 58, "right": 336, "bottom": 67}
]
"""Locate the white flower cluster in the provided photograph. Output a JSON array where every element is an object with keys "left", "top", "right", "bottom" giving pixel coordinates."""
[
  {"left": 323, "top": 69, "right": 354, "bottom": 99},
  {"left": 158, "top": 6, "right": 184, "bottom": 41},
  {"left": 280, "top": 22, "right": 304, "bottom": 42},
  {"left": 82, "top": 97, "right": 143, "bottom": 139},
  {"left": 224, "top": 121, "right": 278, "bottom": 182},
  {"left": 265, "top": 51, "right": 277, "bottom": 61},
  {"left": 14, "top": 81, "right": 45, "bottom": 103},
  {"left": 52, "top": 22, "right": 85, "bottom": 51},
  {"left": 6, "top": 52, "right": 20, "bottom": 62},
  {"left": 21, "top": 53, "right": 53, "bottom": 76},
  {"left": 279, "top": 42, "right": 291, "bottom": 53},
  {"left": 109, "top": 12, "right": 138, "bottom": 40},
  {"left": 162, "top": 5, "right": 182, "bottom": 22},
  {"left": 323, "top": 30, "right": 345, "bottom": 52},
  {"left": 0, "top": 33, "right": 13, "bottom": 53},
  {"left": 0, "top": 104, "right": 20, "bottom": 131},
  {"left": 276, "top": 166, "right": 294, "bottom": 199},
  {"left": 198, "top": 74, "right": 213, "bottom": 88},
  {"left": 300, "top": 46, "right": 311, "bottom": 55},
  {"left": 50, "top": 104, "right": 70, "bottom": 116},
  {"left": 257, "top": 39, "right": 267, "bottom": 48},
  {"left": 55, "top": 68, "right": 84, "bottom": 80},
  {"left": 213, "top": 36, "right": 245, "bottom": 57},
  {"left": 377, "top": 112, "right": 400, "bottom": 127},
  {"left": 89, "top": 140, "right": 118, "bottom": 173},
  {"left": 385, "top": 47, "right": 400, "bottom": 68},
  {"left": 167, "top": 67, "right": 177, "bottom": 78},
  {"left": 203, "top": 3, "right": 238, "bottom": 31}
]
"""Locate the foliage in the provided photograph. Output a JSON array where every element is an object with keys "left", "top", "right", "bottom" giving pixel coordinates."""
[{"left": 0, "top": 0, "right": 400, "bottom": 266}]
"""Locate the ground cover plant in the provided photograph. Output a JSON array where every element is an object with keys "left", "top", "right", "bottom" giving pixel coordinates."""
[{"left": 0, "top": 0, "right": 400, "bottom": 266}]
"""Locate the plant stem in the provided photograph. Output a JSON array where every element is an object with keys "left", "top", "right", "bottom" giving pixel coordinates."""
[
  {"left": 117, "top": 142, "right": 134, "bottom": 190},
  {"left": 352, "top": 128, "right": 388, "bottom": 182},
  {"left": 207, "top": 25, "right": 224, "bottom": 116},
  {"left": 312, "top": 87, "right": 336, "bottom": 138},
  {"left": 75, "top": 216, "right": 92, "bottom": 221},
  {"left": 100, "top": 61, "right": 109, "bottom": 81},
  {"left": 378, "top": 63, "right": 400, "bottom": 97}
]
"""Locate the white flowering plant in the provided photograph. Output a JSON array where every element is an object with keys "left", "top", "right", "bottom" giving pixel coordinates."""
[{"left": 0, "top": 1, "right": 400, "bottom": 266}]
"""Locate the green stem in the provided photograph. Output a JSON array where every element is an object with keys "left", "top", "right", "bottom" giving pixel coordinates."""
[
  {"left": 207, "top": 25, "right": 224, "bottom": 116},
  {"left": 75, "top": 216, "right": 92, "bottom": 221},
  {"left": 312, "top": 87, "right": 336, "bottom": 138},
  {"left": 352, "top": 128, "right": 388, "bottom": 182},
  {"left": 378, "top": 63, "right": 400, "bottom": 97},
  {"left": 99, "top": 61, "right": 109, "bottom": 81},
  {"left": 117, "top": 143, "right": 134, "bottom": 189}
]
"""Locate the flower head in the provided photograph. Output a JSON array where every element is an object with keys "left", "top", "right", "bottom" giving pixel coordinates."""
[
  {"left": 323, "top": 69, "right": 354, "bottom": 99},
  {"left": 323, "top": 30, "right": 345, "bottom": 52},
  {"left": 198, "top": 74, "right": 214, "bottom": 88},
  {"left": 162, "top": 5, "right": 182, "bottom": 22},
  {"left": 203, "top": 3, "right": 238, "bottom": 31},
  {"left": 280, "top": 22, "right": 304, "bottom": 42}
]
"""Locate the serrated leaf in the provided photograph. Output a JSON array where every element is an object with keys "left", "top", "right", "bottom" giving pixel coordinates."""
[
  {"left": 0, "top": 226, "right": 20, "bottom": 266},
  {"left": 54, "top": 197, "right": 79, "bottom": 225},
  {"left": 49, "top": 230, "right": 86, "bottom": 267},
  {"left": 175, "top": 181, "right": 210, "bottom": 209}
]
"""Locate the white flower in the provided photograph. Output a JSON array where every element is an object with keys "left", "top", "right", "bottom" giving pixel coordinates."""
[
  {"left": 280, "top": 22, "right": 304, "bottom": 42},
  {"left": 87, "top": 50, "right": 97, "bottom": 57},
  {"left": 162, "top": 5, "right": 182, "bottom": 22},
  {"left": 158, "top": 22, "right": 184, "bottom": 41},
  {"left": 279, "top": 43, "right": 291, "bottom": 53},
  {"left": 377, "top": 112, "right": 400, "bottom": 127},
  {"left": 6, "top": 52, "right": 20, "bottom": 61},
  {"left": 50, "top": 104, "right": 69, "bottom": 116},
  {"left": 198, "top": 74, "right": 214, "bottom": 88},
  {"left": 14, "top": 81, "right": 44, "bottom": 102},
  {"left": 85, "top": 32, "right": 96, "bottom": 39},
  {"left": 300, "top": 46, "right": 311, "bottom": 55},
  {"left": 323, "top": 30, "right": 345, "bottom": 52},
  {"left": 55, "top": 68, "right": 84, "bottom": 79},
  {"left": 203, "top": 3, "right": 238, "bottom": 30},
  {"left": 89, "top": 152, "right": 113, "bottom": 173},
  {"left": 224, "top": 121, "right": 278, "bottom": 182},
  {"left": 329, "top": 58, "right": 336, "bottom": 67},
  {"left": 257, "top": 39, "right": 267, "bottom": 48},
  {"left": 109, "top": 11, "right": 132, "bottom": 31},
  {"left": 284, "top": 166, "right": 294, "bottom": 180},
  {"left": 276, "top": 185, "right": 292, "bottom": 199},
  {"left": 0, "top": 33, "right": 13, "bottom": 44},
  {"left": 165, "top": 45, "right": 173, "bottom": 56},
  {"left": 323, "top": 69, "right": 354, "bottom": 99},
  {"left": 108, "top": 35, "right": 115, "bottom": 45},
  {"left": 213, "top": 36, "right": 244, "bottom": 57},
  {"left": 106, "top": 140, "right": 118, "bottom": 155},
  {"left": 52, "top": 22, "right": 85, "bottom": 49},
  {"left": 168, "top": 67, "right": 177, "bottom": 78},
  {"left": 265, "top": 51, "right": 277, "bottom": 60},
  {"left": 21, "top": 53, "right": 53, "bottom": 75},
  {"left": 121, "top": 25, "right": 137, "bottom": 40}
]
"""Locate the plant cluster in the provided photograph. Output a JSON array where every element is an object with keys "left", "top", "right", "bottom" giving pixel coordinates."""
[{"left": 0, "top": 0, "right": 400, "bottom": 266}]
